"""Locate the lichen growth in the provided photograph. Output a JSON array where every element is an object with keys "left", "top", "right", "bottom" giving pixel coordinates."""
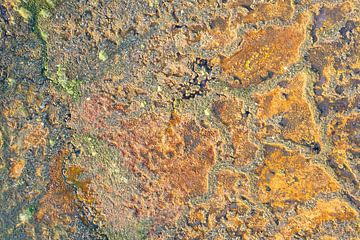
[
  {"left": 50, "top": 65, "right": 82, "bottom": 99},
  {"left": 98, "top": 50, "right": 108, "bottom": 61}
]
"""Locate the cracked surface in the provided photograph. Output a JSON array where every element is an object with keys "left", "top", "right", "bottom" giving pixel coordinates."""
[{"left": 0, "top": 0, "right": 359, "bottom": 239}]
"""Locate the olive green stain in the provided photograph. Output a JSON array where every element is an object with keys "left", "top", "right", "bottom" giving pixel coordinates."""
[
  {"left": 98, "top": 50, "right": 108, "bottom": 61},
  {"left": 19, "top": 206, "right": 35, "bottom": 223},
  {"left": 20, "top": 0, "right": 53, "bottom": 75},
  {"left": 17, "top": 7, "right": 32, "bottom": 21},
  {"left": 20, "top": 0, "right": 82, "bottom": 99},
  {"left": 51, "top": 65, "right": 82, "bottom": 99},
  {"left": 28, "top": 206, "right": 36, "bottom": 215}
]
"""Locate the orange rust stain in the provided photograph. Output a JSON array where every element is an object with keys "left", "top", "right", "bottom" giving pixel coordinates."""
[
  {"left": 22, "top": 124, "right": 49, "bottom": 150},
  {"left": 275, "top": 199, "right": 358, "bottom": 239},
  {"left": 184, "top": 169, "right": 268, "bottom": 239},
  {"left": 3, "top": 99, "right": 27, "bottom": 130},
  {"left": 242, "top": 0, "right": 295, "bottom": 24},
  {"left": 36, "top": 149, "right": 76, "bottom": 226},
  {"left": 117, "top": 111, "right": 221, "bottom": 229},
  {"left": 328, "top": 114, "right": 359, "bottom": 167},
  {"left": 152, "top": 111, "right": 220, "bottom": 199},
  {"left": 9, "top": 159, "right": 26, "bottom": 179},
  {"left": 65, "top": 165, "right": 94, "bottom": 205},
  {"left": 319, "top": 236, "right": 337, "bottom": 240},
  {"left": 256, "top": 145, "right": 340, "bottom": 207},
  {"left": 212, "top": 97, "right": 244, "bottom": 126},
  {"left": 205, "top": 0, "right": 295, "bottom": 50},
  {"left": 212, "top": 97, "right": 258, "bottom": 166},
  {"left": 222, "top": 14, "right": 309, "bottom": 88},
  {"left": 202, "top": 16, "right": 238, "bottom": 50},
  {"left": 254, "top": 71, "right": 321, "bottom": 145},
  {"left": 71, "top": 95, "right": 220, "bottom": 228},
  {"left": 215, "top": 169, "right": 251, "bottom": 201},
  {"left": 9, "top": 123, "right": 48, "bottom": 156}
]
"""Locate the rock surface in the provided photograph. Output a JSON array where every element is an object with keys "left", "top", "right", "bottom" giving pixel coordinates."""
[{"left": 0, "top": 0, "right": 359, "bottom": 239}]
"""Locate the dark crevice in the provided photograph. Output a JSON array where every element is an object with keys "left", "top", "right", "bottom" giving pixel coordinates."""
[
  {"left": 180, "top": 58, "right": 213, "bottom": 100},
  {"left": 241, "top": 4, "right": 253, "bottom": 12},
  {"left": 0, "top": 4, "right": 9, "bottom": 24}
]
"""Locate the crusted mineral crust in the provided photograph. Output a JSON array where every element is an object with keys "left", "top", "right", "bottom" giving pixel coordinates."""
[
  {"left": 0, "top": 0, "right": 359, "bottom": 239},
  {"left": 221, "top": 13, "right": 309, "bottom": 88},
  {"left": 256, "top": 144, "right": 340, "bottom": 207},
  {"left": 254, "top": 71, "right": 321, "bottom": 145}
]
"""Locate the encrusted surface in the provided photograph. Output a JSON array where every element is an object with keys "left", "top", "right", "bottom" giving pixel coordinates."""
[{"left": 0, "top": 0, "right": 359, "bottom": 239}]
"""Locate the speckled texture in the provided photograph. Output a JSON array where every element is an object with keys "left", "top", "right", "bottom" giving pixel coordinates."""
[{"left": 0, "top": 0, "right": 359, "bottom": 239}]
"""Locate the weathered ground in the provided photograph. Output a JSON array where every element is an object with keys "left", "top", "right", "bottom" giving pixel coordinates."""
[{"left": 0, "top": 0, "right": 359, "bottom": 239}]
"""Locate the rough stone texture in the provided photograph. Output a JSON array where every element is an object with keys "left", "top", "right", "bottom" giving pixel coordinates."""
[{"left": 0, "top": 0, "right": 359, "bottom": 239}]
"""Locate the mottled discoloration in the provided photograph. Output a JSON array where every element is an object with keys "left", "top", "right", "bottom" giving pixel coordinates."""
[
  {"left": 257, "top": 145, "right": 339, "bottom": 207},
  {"left": 1, "top": 0, "right": 360, "bottom": 239},
  {"left": 222, "top": 14, "right": 309, "bottom": 88},
  {"left": 276, "top": 199, "right": 358, "bottom": 239},
  {"left": 254, "top": 71, "right": 321, "bottom": 146}
]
